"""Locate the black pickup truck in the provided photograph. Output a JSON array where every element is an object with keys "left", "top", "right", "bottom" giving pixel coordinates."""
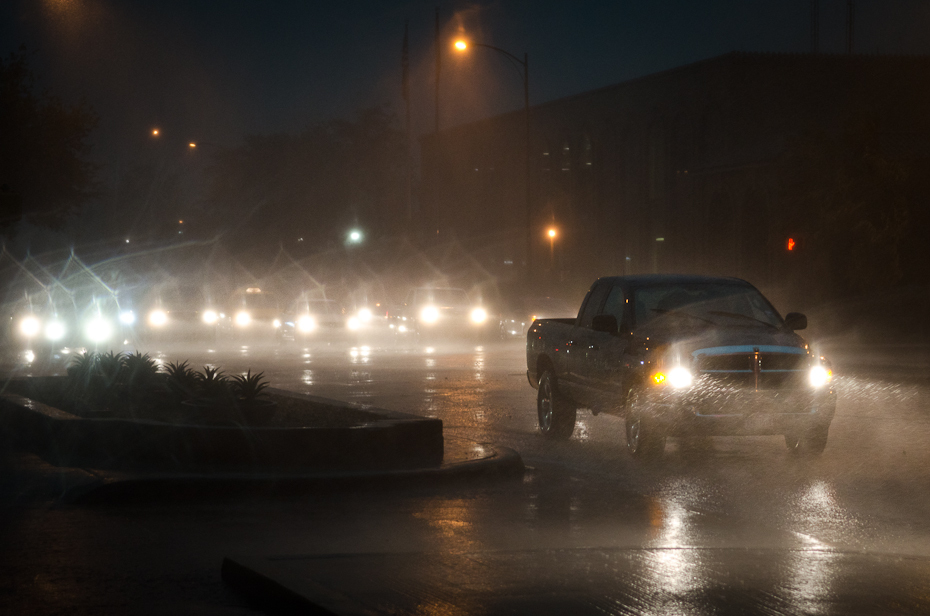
[{"left": 526, "top": 275, "right": 836, "bottom": 457}]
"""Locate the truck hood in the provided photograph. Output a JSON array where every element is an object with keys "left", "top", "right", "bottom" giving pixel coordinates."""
[{"left": 638, "top": 325, "right": 809, "bottom": 360}]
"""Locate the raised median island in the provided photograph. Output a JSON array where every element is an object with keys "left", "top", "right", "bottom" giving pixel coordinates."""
[{"left": 0, "top": 371, "right": 443, "bottom": 473}]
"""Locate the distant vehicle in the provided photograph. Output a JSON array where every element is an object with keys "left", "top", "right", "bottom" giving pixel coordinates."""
[
  {"left": 527, "top": 275, "right": 836, "bottom": 457},
  {"left": 5, "top": 289, "right": 77, "bottom": 349},
  {"left": 140, "top": 284, "right": 228, "bottom": 342},
  {"left": 279, "top": 297, "right": 349, "bottom": 341},
  {"left": 500, "top": 296, "right": 576, "bottom": 338},
  {"left": 227, "top": 287, "right": 283, "bottom": 341},
  {"left": 396, "top": 287, "right": 494, "bottom": 341}
]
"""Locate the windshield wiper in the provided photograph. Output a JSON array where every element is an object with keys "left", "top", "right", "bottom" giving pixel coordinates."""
[
  {"left": 707, "top": 310, "right": 779, "bottom": 329},
  {"left": 651, "top": 308, "right": 716, "bottom": 325}
]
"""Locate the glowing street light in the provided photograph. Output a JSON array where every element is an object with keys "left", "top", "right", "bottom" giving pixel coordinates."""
[
  {"left": 188, "top": 142, "right": 197, "bottom": 149},
  {"left": 547, "top": 227, "right": 557, "bottom": 268},
  {"left": 455, "top": 36, "right": 532, "bottom": 282},
  {"left": 151, "top": 128, "right": 160, "bottom": 137},
  {"left": 347, "top": 229, "right": 363, "bottom": 244}
]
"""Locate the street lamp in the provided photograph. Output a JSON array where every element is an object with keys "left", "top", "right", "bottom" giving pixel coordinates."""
[
  {"left": 347, "top": 229, "right": 363, "bottom": 244},
  {"left": 547, "top": 227, "right": 557, "bottom": 269},
  {"left": 454, "top": 38, "right": 532, "bottom": 284}
]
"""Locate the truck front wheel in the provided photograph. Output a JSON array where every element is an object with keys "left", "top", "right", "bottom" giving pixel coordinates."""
[
  {"left": 537, "top": 370, "right": 576, "bottom": 440},
  {"left": 625, "top": 389, "right": 666, "bottom": 458}
]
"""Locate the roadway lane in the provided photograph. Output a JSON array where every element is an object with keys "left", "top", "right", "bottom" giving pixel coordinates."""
[{"left": 3, "top": 337, "right": 930, "bottom": 613}]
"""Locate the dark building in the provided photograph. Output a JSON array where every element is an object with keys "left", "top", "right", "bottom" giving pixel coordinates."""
[{"left": 420, "top": 52, "right": 930, "bottom": 301}]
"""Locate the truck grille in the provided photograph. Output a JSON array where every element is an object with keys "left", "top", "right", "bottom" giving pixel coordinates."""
[{"left": 695, "top": 349, "right": 808, "bottom": 390}]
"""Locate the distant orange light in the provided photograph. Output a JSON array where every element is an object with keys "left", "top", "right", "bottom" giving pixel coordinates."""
[
  {"left": 787, "top": 237, "right": 796, "bottom": 251},
  {"left": 178, "top": 220, "right": 183, "bottom": 224},
  {"left": 151, "top": 128, "right": 160, "bottom": 136},
  {"left": 188, "top": 142, "right": 197, "bottom": 148},
  {"left": 454, "top": 40, "right": 467, "bottom": 51},
  {"left": 547, "top": 228, "right": 557, "bottom": 239}
]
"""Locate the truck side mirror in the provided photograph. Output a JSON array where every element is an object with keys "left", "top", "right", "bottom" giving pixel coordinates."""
[
  {"left": 591, "top": 313, "right": 618, "bottom": 334},
  {"left": 784, "top": 312, "right": 807, "bottom": 331}
]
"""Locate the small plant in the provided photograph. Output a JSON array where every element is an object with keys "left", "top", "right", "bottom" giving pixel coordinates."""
[
  {"left": 164, "top": 360, "right": 198, "bottom": 402},
  {"left": 194, "top": 365, "right": 234, "bottom": 406},
  {"left": 230, "top": 370, "right": 270, "bottom": 403}
]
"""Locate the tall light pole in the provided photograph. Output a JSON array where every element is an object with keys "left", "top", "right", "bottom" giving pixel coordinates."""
[{"left": 454, "top": 39, "right": 532, "bottom": 284}]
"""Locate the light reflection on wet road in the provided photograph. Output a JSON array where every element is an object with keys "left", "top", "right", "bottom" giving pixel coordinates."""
[{"left": 5, "top": 338, "right": 930, "bottom": 613}]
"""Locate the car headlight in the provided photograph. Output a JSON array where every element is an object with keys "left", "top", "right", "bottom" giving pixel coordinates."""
[
  {"left": 470, "top": 307, "right": 488, "bottom": 324},
  {"left": 235, "top": 311, "right": 251, "bottom": 327},
  {"left": 273, "top": 319, "right": 282, "bottom": 328},
  {"left": 652, "top": 366, "right": 693, "bottom": 388},
  {"left": 809, "top": 365, "right": 832, "bottom": 388},
  {"left": 19, "top": 316, "right": 40, "bottom": 338},
  {"left": 347, "top": 316, "right": 361, "bottom": 331},
  {"left": 148, "top": 310, "right": 168, "bottom": 327},
  {"left": 297, "top": 315, "right": 316, "bottom": 332},
  {"left": 85, "top": 317, "right": 113, "bottom": 343},
  {"left": 119, "top": 310, "right": 136, "bottom": 325},
  {"left": 358, "top": 307, "right": 373, "bottom": 322},
  {"left": 420, "top": 305, "right": 439, "bottom": 324},
  {"left": 202, "top": 310, "right": 218, "bottom": 325},
  {"left": 44, "top": 320, "right": 66, "bottom": 341}
]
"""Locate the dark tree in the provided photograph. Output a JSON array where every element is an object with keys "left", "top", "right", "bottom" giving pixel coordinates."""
[{"left": 0, "top": 48, "right": 98, "bottom": 234}]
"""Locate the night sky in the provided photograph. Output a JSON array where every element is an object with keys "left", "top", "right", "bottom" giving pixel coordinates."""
[{"left": 2, "top": 0, "right": 930, "bottom": 166}]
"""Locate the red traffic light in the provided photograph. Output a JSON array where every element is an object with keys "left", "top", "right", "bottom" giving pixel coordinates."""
[{"left": 787, "top": 238, "right": 796, "bottom": 251}]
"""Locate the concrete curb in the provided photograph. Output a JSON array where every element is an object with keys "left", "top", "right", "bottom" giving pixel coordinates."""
[
  {"left": 0, "top": 381, "right": 443, "bottom": 472},
  {"left": 62, "top": 438, "right": 525, "bottom": 505}
]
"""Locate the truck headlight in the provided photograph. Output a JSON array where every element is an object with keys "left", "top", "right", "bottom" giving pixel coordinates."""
[
  {"left": 297, "top": 315, "right": 315, "bottom": 332},
  {"left": 420, "top": 306, "right": 440, "bottom": 324},
  {"left": 19, "top": 316, "right": 40, "bottom": 338},
  {"left": 470, "top": 307, "right": 488, "bottom": 324},
  {"left": 652, "top": 366, "right": 693, "bottom": 388},
  {"left": 235, "top": 311, "right": 251, "bottom": 327},
  {"left": 202, "top": 310, "right": 218, "bottom": 324},
  {"left": 809, "top": 365, "right": 832, "bottom": 388},
  {"left": 148, "top": 310, "right": 168, "bottom": 327},
  {"left": 85, "top": 317, "right": 113, "bottom": 343},
  {"left": 119, "top": 310, "right": 136, "bottom": 325}
]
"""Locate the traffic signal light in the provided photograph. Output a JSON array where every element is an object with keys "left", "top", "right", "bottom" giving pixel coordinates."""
[{"left": 787, "top": 237, "right": 796, "bottom": 251}]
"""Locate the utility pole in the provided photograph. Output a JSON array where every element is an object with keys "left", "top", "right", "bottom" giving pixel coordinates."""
[
  {"left": 434, "top": 7, "right": 441, "bottom": 134},
  {"left": 810, "top": 0, "right": 819, "bottom": 54},
  {"left": 846, "top": 0, "right": 854, "bottom": 55},
  {"left": 402, "top": 21, "right": 412, "bottom": 226}
]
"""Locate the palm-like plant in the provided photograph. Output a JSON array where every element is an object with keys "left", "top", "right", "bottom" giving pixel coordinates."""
[{"left": 230, "top": 370, "right": 270, "bottom": 403}]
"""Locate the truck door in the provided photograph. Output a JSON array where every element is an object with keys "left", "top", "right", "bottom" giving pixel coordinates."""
[
  {"left": 582, "top": 284, "right": 633, "bottom": 413},
  {"left": 560, "top": 281, "right": 611, "bottom": 406}
]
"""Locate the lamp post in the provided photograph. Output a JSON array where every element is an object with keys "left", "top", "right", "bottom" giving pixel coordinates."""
[{"left": 454, "top": 39, "right": 532, "bottom": 284}]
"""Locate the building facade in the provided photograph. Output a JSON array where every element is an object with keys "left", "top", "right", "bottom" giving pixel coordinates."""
[{"left": 419, "top": 52, "right": 930, "bottom": 298}]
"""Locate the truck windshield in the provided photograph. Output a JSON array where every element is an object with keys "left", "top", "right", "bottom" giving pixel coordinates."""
[{"left": 632, "top": 283, "right": 783, "bottom": 329}]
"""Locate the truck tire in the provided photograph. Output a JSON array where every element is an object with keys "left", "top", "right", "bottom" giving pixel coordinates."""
[
  {"left": 625, "top": 389, "right": 666, "bottom": 458},
  {"left": 537, "top": 370, "right": 575, "bottom": 439}
]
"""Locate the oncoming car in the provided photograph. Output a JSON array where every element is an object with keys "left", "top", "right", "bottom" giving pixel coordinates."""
[
  {"left": 227, "top": 287, "right": 283, "bottom": 341},
  {"left": 397, "top": 287, "right": 494, "bottom": 341},
  {"left": 279, "top": 297, "right": 349, "bottom": 341},
  {"left": 141, "top": 285, "right": 227, "bottom": 343}
]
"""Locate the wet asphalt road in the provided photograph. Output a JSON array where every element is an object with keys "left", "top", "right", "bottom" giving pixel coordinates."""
[{"left": 3, "top": 336, "right": 930, "bottom": 614}]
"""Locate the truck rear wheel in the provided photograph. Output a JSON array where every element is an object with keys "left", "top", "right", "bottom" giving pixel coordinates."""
[{"left": 537, "top": 370, "right": 575, "bottom": 440}]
